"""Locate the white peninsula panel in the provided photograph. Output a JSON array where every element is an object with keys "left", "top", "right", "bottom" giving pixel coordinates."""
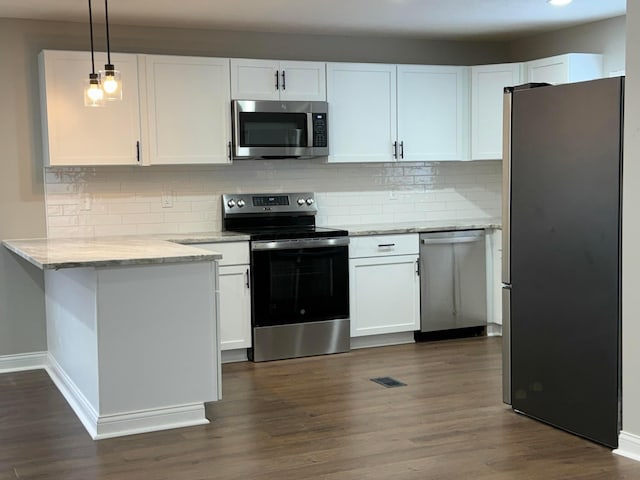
[{"left": 3, "top": 237, "right": 222, "bottom": 440}]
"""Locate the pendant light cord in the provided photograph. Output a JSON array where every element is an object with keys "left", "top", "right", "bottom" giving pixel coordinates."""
[
  {"left": 104, "top": 0, "right": 111, "bottom": 65},
  {"left": 88, "top": 0, "right": 96, "bottom": 74}
]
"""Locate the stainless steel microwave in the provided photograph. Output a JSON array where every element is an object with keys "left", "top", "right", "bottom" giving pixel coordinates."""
[{"left": 232, "top": 100, "right": 328, "bottom": 159}]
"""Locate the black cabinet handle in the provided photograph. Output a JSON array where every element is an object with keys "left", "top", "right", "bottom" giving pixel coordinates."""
[
  {"left": 246, "top": 268, "right": 250, "bottom": 289},
  {"left": 393, "top": 141, "right": 398, "bottom": 159},
  {"left": 275, "top": 70, "right": 279, "bottom": 90},
  {"left": 282, "top": 70, "right": 286, "bottom": 90},
  {"left": 378, "top": 243, "right": 396, "bottom": 248},
  {"left": 400, "top": 141, "right": 404, "bottom": 159}
]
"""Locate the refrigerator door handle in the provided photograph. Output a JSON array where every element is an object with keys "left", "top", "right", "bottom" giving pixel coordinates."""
[{"left": 502, "top": 89, "right": 513, "bottom": 285}]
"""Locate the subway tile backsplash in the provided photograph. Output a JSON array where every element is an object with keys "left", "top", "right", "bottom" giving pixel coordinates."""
[{"left": 44, "top": 159, "right": 502, "bottom": 238}]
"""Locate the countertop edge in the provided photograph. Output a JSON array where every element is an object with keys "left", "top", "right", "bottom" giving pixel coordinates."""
[
  {"left": 2, "top": 240, "right": 45, "bottom": 269},
  {"left": 343, "top": 222, "right": 502, "bottom": 237},
  {"left": 2, "top": 239, "right": 223, "bottom": 271}
]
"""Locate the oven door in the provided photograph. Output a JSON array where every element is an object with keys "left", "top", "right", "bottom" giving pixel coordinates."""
[{"left": 251, "top": 237, "right": 349, "bottom": 327}]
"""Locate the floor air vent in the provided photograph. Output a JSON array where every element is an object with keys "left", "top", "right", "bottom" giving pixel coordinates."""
[{"left": 370, "top": 377, "right": 407, "bottom": 388}]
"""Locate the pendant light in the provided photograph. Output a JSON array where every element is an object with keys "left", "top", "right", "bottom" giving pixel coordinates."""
[
  {"left": 84, "top": 0, "right": 105, "bottom": 107},
  {"left": 99, "top": 0, "right": 122, "bottom": 101}
]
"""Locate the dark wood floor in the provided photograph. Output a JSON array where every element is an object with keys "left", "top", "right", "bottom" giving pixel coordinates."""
[{"left": 1, "top": 337, "right": 639, "bottom": 479}]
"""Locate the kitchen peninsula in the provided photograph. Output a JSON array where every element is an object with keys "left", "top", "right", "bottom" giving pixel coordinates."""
[{"left": 2, "top": 237, "right": 223, "bottom": 440}]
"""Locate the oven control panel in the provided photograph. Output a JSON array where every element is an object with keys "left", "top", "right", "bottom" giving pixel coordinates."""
[{"left": 222, "top": 192, "right": 317, "bottom": 217}]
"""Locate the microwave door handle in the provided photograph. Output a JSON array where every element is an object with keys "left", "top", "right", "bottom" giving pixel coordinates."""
[{"left": 307, "top": 113, "right": 314, "bottom": 148}]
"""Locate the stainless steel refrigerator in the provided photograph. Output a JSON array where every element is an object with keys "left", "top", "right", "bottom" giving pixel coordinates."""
[{"left": 502, "top": 77, "right": 623, "bottom": 448}]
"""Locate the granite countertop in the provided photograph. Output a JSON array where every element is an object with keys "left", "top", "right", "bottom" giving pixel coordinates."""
[
  {"left": 2, "top": 237, "right": 223, "bottom": 270},
  {"left": 2, "top": 219, "right": 502, "bottom": 270},
  {"left": 339, "top": 219, "right": 502, "bottom": 236}
]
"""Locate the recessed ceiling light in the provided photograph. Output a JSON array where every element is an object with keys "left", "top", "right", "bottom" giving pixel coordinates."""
[{"left": 548, "top": 0, "right": 573, "bottom": 6}]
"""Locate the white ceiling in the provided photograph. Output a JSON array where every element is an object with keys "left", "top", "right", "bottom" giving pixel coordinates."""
[{"left": 0, "top": 0, "right": 627, "bottom": 40}]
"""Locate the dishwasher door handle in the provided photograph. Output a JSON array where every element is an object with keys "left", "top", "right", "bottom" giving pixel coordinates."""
[{"left": 421, "top": 236, "right": 482, "bottom": 245}]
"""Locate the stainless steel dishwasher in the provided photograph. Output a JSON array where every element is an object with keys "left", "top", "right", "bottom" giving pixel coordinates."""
[{"left": 419, "top": 230, "right": 487, "bottom": 333}]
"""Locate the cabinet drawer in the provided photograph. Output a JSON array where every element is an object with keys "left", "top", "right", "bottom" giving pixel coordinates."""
[
  {"left": 349, "top": 234, "right": 419, "bottom": 258},
  {"left": 196, "top": 242, "right": 250, "bottom": 266}
]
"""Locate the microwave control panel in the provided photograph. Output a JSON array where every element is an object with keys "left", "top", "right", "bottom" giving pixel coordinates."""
[{"left": 312, "top": 113, "right": 327, "bottom": 148}]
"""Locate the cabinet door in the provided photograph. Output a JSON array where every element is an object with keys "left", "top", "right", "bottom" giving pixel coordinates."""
[
  {"left": 279, "top": 61, "right": 326, "bottom": 101},
  {"left": 39, "top": 50, "right": 141, "bottom": 166},
  {"left": 230, "top": 58, "right": 279, "bottom": 100},
  {"left": 525, "top": 54, "right": 602, "bottom": 85},
  {"left": 144, "top": 55, "right": 231, "bottom": 165},
  {"left": 327, "top": 63, "right": 397, "bottom": 163},
  {"left": 397, "top": 65, "right": 469, "bottom": 161},
  {"left": 218, "top": 265, "right": 252, "bottom": 351},
  {"left": 471, "top": 63, "right": 522, "bottom": 160},
  {"left": 350, "top": 255, "right": 420, "bottom": 336}
]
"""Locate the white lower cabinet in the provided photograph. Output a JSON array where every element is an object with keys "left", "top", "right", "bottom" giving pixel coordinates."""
[
  {"left": 218, "top": 265, "right": 252, "bottom": 350},
  {"left": 196, "top": 242, "right": 251, "bottom": 351},
  {"left": 349, "top": 234, "right": 420, "bottom": 337}
]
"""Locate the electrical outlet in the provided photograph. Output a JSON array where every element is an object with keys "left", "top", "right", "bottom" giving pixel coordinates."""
[
  {"left": 161, "top": 191, "right": 174, "bottom": 208},
  {"left": 80, "top": 193, "right": 92, "bottom": 211}
]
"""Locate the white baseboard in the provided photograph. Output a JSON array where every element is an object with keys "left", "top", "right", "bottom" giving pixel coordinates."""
[
  {"left": 614, "top": 431, "right": 640, "bottom": 462},
  {"left": 351, "top": 331, "right": 415, "bottom": 350},
  {"left": 94, "top": 404, "right": 209, "bottom": 440},
  {"left": 221, "top": 349, "right": 248, "bottom": 363},
  {"left": 46, "top": 354, "right": 100, "bottom": 439},
  {"left": 0, "top": 351, "right": 47, "bottom": 373},
  {"left": 487, "top": 323, "right": 503, "bottom": 337},
  {"left": 46, "top": 353, "right": 209, "bottom": 440}
]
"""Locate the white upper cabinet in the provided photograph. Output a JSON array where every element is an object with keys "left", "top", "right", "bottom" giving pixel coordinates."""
[
  {"left": 397, "top": 65, "right": 469, "bottom": 161},
  {"left": 39, "top": 50, "right": 142, "bottom": 166},
  {"left": 230, "top": 59, "right": 326, "bottom": 101},
  {"left": 143, "top": 55, "right": 232, "bottom": 165},
  {"left": 327, "top": 63, "right": 469, "bottom": 163},
  {"left": 327, "top": 62, "right": 397, "bottom": 163},
  {"left": 525, "top": 53, "right": 603, "bottom": 85},
  {"left": 471, "top": 63, "right": 523, "bottom": 160}
]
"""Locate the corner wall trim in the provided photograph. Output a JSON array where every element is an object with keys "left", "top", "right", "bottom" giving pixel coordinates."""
[
  {"left": 614, "top": 431, "right": 640, "bottom": 462},
  {"left": 0, "top": 351, "right": 47, "bottom": 373}
]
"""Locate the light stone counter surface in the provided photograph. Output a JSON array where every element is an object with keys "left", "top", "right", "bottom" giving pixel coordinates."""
[
  {"left": 2, "top": 236, "right": 222, "bottom": 270},
  {"left": 340, "top": 218, "right": 502, "bottom": 236}
]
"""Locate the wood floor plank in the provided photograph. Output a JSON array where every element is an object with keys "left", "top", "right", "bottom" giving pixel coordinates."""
[{"left": 0, "top": 337, "right": 638, "bottom": 479}]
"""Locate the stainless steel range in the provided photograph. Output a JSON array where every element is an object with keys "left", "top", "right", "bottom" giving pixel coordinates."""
[{"left": 222, "top": 192, "right": 350, "bottom": 362}]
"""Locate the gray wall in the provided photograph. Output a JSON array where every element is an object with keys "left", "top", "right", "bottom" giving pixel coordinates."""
[
  {"left": 0, "top": 20, "right": 47, "bottom": 356},
  {"left": 508, "top": 16, "right": 626, "bottom": 76},
  {"left": 622, "top": 2, "right": 640, "bottom": 441}
]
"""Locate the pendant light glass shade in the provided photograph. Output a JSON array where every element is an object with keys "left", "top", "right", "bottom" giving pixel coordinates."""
[
  {"left": 84, "top": 73, "right": 106, "bottom": 106},
  {"left": 100, "top": 64, "right": 122, "bottom": 100}
]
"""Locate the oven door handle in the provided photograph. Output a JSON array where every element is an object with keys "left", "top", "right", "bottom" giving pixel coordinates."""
[{"left": 251, "top": 237, "right": 349, "bottom": 251}]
